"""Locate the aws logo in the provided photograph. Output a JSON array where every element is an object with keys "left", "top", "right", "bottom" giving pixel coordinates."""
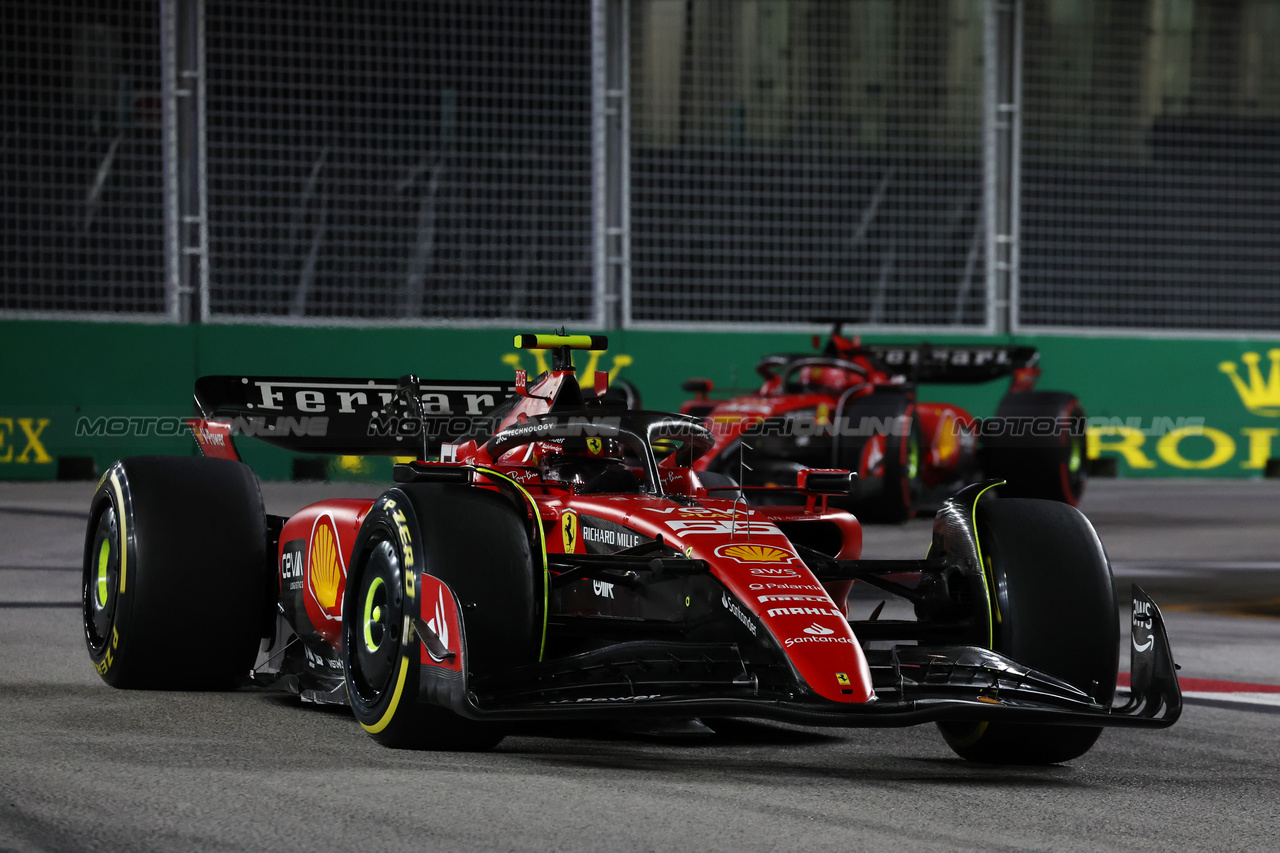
[
  {"left": 502, "top": 348, "right": 632, "bottom": 383},
  {"left": 1220, "top": 350, "right": 1280, "bottom": 417}
]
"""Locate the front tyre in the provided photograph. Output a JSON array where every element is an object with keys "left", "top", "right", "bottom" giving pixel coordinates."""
[
  {"left": 342, "top": 484, "right": 537, "bottom": 750},
  {"left": 344, "top": 534, "right": 423, "bottom": 746},
  {"left": 938, "top": 498, "right": 1118, "bottom": 764}
]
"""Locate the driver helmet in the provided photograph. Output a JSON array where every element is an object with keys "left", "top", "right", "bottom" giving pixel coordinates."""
[
  {"left": 799, "top": 364, "right": 853, "bottom": 390},
  {"left": 535, "top": 436, "right": 626, "bottom": 488}
]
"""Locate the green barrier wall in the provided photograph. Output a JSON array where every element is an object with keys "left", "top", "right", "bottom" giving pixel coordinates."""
[{"left": 3, "top": 321, "right": 1277, "bottom": 480}]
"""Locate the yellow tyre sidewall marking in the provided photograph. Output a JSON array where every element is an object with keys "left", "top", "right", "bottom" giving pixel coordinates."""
[
  {"left": 109, "top": 470, "right": 128, "bottom": 593},
  {"left": 360, "top": 500, "right": 412, "bottom": 734},
  {"left": 951, "top": 482, "right": 1004, "bottom": 747},
  {"left": 476, "top": 468, "right": 549, "bottom": 662},
  {"left": 949, "top": 720, "right": 989, "bottom": 747},
  {"left": 969, "top": 481, "right": 1004, "bottom": 650},
  {"left": 92, "top": 471, "right": 128, "bottom": 677},
  {"left": 96, "top": 539, "right": 111, "bottom": 607},
  {"left": 360, "top": 655, "right": 409, "bottom": 735}
]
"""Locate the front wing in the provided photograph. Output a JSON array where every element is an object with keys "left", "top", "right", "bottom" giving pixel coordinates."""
[{"left": 414, "top": 584, "right": 1180, "bottom": 730}]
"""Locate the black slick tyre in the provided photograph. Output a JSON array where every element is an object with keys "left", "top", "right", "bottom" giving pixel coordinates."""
[
  {"left": 982, "top": 391, "right": 1087, "bottom": 505},
  {"left": 847, "top": 395, "right": 920, "bottom": 524},
  {"left": 873, "top": 411, "right": 921, "bottom": 524},
  {"left": 938, "top": 498, "right": 1118, "bottom": 765},
  {"left": 82, "top": 456, "right": 268, "bottom": 689},
  {"left": 342, "top": 483, "right": 538, "bottom": 751}
]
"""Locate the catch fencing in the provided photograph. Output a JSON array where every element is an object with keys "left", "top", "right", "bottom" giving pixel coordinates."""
[
  {"left": 3, "top": 0, "right": 1279, "bottom": 334},
  {"left": 1016, "top": 0, "right": 1280, "bottom": 333},
  {"left": 1, "top": 0, "right": 166, "bottom": 318}
]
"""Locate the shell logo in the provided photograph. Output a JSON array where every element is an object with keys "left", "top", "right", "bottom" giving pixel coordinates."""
[
  {"left": 936, "top": 410, "right": 958, "bottom": 462},
  {"left": 309, "top": 515, "right": 345, "bottom": 615},
  {"left": 716, "top": 543, "right": 796, "bottom": 564}
]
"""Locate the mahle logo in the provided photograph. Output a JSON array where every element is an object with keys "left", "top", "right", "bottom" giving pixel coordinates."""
[{"left": 1219, "top": 350, "right": 1280, "bottom": 416}]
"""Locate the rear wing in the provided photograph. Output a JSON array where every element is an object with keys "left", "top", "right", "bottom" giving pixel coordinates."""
[
  {"left": 861, "top": 345, "right": 1039, "bottom": 384},
  {"left": 849, "top": 345, "right": 1039, "bottom": 384},
  {"left": 191, "top": 375, "right": 516, "bottom": 457},
  {"left": 754, "top": 344, "right": 1040, "bottom": 387}
]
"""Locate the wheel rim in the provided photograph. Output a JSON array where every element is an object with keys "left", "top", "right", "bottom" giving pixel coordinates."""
[
  {"left": 349, "top": 539, "right": 404, "bottom": 706},
  {"left": 1062, "top": 420, "right": 1086, "bottom": 502},
  {"left": 84, "top": 505, "right": 120, "bottom": 653},
  {"left": 1068, "top": 433, "right": 1083, "bottom": 474},
  {"left": 362, "top": 576, "right": 387, "bottom": 654}
]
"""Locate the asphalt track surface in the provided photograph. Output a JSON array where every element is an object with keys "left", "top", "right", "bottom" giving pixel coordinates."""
[{"left": 2, "top": 478, "right": 1279, "bottom": 852}]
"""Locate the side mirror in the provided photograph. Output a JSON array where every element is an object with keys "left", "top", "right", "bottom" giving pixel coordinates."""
[
  {"left": 797, "top": 468, "right": 855, "bottom": 495},
  {"left": 682, "top": 378, "right": 713, "bottom": 401}
]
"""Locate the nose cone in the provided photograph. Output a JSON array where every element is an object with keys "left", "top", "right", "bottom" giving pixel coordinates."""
[
  {"left": 630, "top": 503, "right": 874, "bottom": 704},
  {"left": 695, "top": 540, "right": 873, "bottom": 703},
  {"left": 730, "top": 580, "right": 874, "bottom": 704}
]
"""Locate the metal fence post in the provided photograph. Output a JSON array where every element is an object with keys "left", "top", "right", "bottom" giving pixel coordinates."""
[
  {"left": 984, "top": 0, "right": 1022, "bottom": 335},
  {"left": 593, "top": 0, "right": 631, "bottom": 330},
  {"left": 160, "top": 0, "right": 206, "bottom": 324}
]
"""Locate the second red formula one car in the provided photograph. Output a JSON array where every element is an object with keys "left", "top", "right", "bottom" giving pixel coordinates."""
[
  {"left": 82, "top": 334, "right": 1175, "bottom": 764},
  {"left": 681, "top": 324, "right": 1088, "bottom": 522}
]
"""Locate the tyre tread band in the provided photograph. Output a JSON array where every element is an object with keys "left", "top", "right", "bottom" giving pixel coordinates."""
[
  {"left": 968, "top": 480, "right": 1004, "bottom": 650},
  {"left": 946, "top": 479, "right": 1008, "bottom": 751},
  {"left": 476, "top": 467, "right": 549, "bottom": 662}
]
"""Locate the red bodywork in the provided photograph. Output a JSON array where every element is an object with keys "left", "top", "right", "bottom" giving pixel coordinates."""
[
  {"left": 278, "top": 500, "right": 372, "bottom": 648},
  {"left": 681, "top": 333, "right": 989, "bottom": 492},
  {"left": 276, "top": 365, "right": 877, "bottom": 707}
]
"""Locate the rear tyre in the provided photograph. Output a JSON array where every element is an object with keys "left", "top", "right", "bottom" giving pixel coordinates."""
[
  {"left": 982, "top": 392, "right": 1087, "bottom": 505},
  {"left": 938, "top": 498, "right": 1118, "bottom": 764},
  {"left": 850, "top": 400, "right": 920, "bottom": 524},
  {"left": 82, "top": 456, "right": 267, "bottom": 689},
  {"left": 343, "top": 484, "right": 538, "bottom": 750}
]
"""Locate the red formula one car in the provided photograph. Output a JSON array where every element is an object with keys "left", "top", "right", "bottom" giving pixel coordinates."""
[
  {"left": 681, "top": 325, "right": 1087, "bottom": 522},
  {"left": 82, "top": 334, "right": 1176, "bottom": 763}
]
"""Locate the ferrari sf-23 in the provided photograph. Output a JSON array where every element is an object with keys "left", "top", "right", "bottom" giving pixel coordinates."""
[
  {"left": 82, "top": 334, "right": 1178, "bottom": 763},
  {"left": 681, "top": 324, "right": 1088, "bottom": 522}
]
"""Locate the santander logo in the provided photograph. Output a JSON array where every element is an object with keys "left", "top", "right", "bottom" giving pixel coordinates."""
[{"left": 803, "top": 622, "right": 835, "bottom": 636}]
